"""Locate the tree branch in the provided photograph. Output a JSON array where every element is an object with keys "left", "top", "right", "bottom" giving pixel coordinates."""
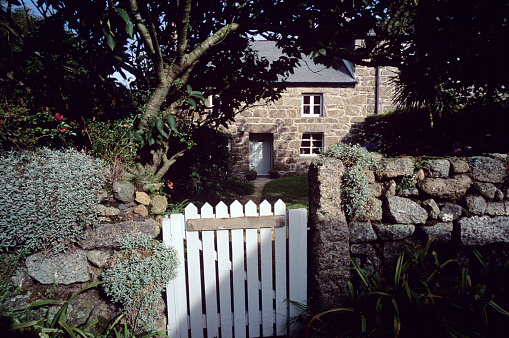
[
  {"left": 138, "top": 22, "right": 240, "bottom": 131},
  {"left": 139, "top": 0, "right": 164, "bottom": 77},
  {"left": 184, "top": 22, "right": 240, "bottom": 67},
  {"left": 156, "top": 148, "right": 187, "bottom": 178},
  {"left": 176, "top": 0, "right": 192, "bottom": 60},
  {"left": 129, "top": 0, "right": 158, "bottom": 62}
]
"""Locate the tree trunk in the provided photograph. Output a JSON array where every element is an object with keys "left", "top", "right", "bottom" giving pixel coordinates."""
[{"left": 129, "top": 0, "right": 240, "bottom": 185}]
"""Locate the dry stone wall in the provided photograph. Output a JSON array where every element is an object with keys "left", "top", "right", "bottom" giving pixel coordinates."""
[
  {"left": 225, "top": 65, "right": 397, "bottom": 178},
  {"left": 309, "top": 153, "right": 509, "bottom": 307}
]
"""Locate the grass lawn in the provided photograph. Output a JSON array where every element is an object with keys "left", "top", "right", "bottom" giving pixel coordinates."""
[{"left": 262, "top": 174, "right": 308, "bottom": 209}]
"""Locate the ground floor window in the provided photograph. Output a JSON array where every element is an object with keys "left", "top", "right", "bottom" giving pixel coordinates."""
[{"left": 300, "top": 133, "right": 323, "bottom": 155}]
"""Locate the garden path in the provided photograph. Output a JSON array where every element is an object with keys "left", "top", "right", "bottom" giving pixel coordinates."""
[{"left": 238, "top": 178, "right": 272, "bottom": 205}]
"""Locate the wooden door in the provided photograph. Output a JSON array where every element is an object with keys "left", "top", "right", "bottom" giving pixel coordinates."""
[{"left": 249, "top": 133, "right": 273, "bottom": 176}]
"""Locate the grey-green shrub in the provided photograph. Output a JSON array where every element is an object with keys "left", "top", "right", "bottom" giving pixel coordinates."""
[
  {"left": 0, "top": 148, "right": 108, "bottom": 254},
  {"left": 101, "top": 235, "right": 179, "bottom": 331},
  {"left": 324, "top": 143, "right": 375, "bottom": 219},
  {"left": 323, "top": 143, "right": 375, "bottom": 169},
  {"left": 342, "top": 164, "right": 373, "bottom": 218}
]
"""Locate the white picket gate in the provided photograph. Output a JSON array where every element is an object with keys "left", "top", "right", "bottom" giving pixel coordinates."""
[{"left": 163, "top": 199, "right": 307, "bottom": 338}]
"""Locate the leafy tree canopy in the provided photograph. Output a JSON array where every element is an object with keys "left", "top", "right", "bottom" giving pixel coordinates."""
[
  {"left": 2, "top": 0, "right": 507, "bottom": 180},
  {"left": 1, "top": 0, "right": 302, "bottom": 178},
  {"left": 392, "top": 0, "right": 509, "bottom": 118}
]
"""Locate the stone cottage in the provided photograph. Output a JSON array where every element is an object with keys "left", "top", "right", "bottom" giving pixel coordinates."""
[{"left": 223, "top": 40, "right": 397, "bottom": 177}]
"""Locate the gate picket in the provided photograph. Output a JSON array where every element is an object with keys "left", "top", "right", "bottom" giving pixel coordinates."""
[
  {"left": 164, "top": 213, "right": 188, "bottom": 337},
  {"left": 288, "top": 208, "right": 308, "bottom": 332},
  {"left": 165, "top": 200, "right": 307, "bottom": 338},
  {"left": 259, "top": 200, "right": 274, "bottom": 337},
  {"left": 184, "top": 204, "right": 203, "bottom": 337},
  {"left": 274, "top": 200, "right": 287, "bottom": 335},
  {"left": 230, "top": 201, "right": 246, "bottom": 338},
  {"left": 244, "top": 201, "right": 260, "bottom": 337},
  {"left": 201, "top": 204, "right": 218, "bottom": 338}
]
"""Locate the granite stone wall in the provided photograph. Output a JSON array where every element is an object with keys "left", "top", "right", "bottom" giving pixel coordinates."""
[
  {"left": 309, "top": 153, "right": 509, "bottom": 307},
  {"left": 225, "top": 65, "right": 397, "bottom": 178}
]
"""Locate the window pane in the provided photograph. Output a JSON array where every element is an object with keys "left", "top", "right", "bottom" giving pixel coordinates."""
[
  {"left": 303, "top": 106, "right": 310, "bottom": 114},
  {"left": 303, "top": 96, "right": 310, "bottom": 104},
  {"left": 313, "top": 106, "right": 321, "bottom": 115},
  {"left": 312, "top": 148, "right": 321, "bottom": 154},
  {"left": 302, "top": 133, "right": 310, "bottom": 139},
  {"left": 301, "top": 141, "right": 310, "bottom": 147},
  {"left": 300, "top": 148, "right": 310, "bottom": 154},
  {"left": 314, "top": 95, "right": 321, "bottom": 103}
]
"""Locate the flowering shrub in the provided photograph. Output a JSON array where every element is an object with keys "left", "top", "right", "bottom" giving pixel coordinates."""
[
  {"left": 82, "top": 117, "right": 140, "bottom": 181},
  {"left": 0, "top": 100, "right": 75, "bottom": 150}
]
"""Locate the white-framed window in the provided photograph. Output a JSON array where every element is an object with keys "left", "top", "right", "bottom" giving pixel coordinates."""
[
  {"left": 206, "top": 94, "right": 227, "bottom": 123},
  {"left": 300, "top": 133, "right": 323, "bottom": 155},
  {"left": 302, "top": 94, "right": 323, "bottom": 116}
]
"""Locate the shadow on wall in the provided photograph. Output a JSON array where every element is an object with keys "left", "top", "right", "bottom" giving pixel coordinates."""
[{"left": 340, "top": 103, "right": 509, "bottom": 157}]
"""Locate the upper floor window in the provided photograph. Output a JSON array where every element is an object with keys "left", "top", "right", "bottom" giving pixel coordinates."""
[
  {"left": 206, "top": 94, "right": 227, "bottom": 123},
  {"left": 207, "top": 95, "right": 219, "bottom": 114},
  {"left": 302, "top": 94, "right": 323, "bottom": 116}
]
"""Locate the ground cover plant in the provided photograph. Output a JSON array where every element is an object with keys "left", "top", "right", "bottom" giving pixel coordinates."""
[
  {"left": 0, "top": 252, "right": 25, "bottom": 330},
  {"left": 10, "top": 281, "right": 169, "bottom": 337},
  {"left": 262, "top": 174, "right": 308, "bottom": 210}
]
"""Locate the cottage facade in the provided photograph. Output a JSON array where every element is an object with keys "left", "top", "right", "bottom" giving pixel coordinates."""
[{"left": 224, "top": 41, "right": 397, "bottom": 177}]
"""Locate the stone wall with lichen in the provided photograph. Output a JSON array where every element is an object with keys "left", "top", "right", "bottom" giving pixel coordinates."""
[
  {"left": 309, "top": 153, "right": 509, "bottom": 307},
  {"left": 224, "top": 65, "right": 397, "bottom": 178}
]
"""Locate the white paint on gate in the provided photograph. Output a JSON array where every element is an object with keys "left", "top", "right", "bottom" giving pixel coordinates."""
[{"left": 163, "top": 199, "right": 307, "bottom": 338}]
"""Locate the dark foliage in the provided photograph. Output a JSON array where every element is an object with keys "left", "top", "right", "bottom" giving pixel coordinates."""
[
  {"left": 167, "top": 127, "right": 253, "bottom": 204},
  {"left": 348, "top": 102, "right": 509, "bottom": 157},
  {"left": 302, "top": 240, "right": 509, "bottom": 338}
]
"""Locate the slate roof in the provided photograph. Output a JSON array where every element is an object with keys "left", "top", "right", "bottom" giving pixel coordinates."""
[{"left": 251, "top": 40, "right": 357, "bottom": 84}]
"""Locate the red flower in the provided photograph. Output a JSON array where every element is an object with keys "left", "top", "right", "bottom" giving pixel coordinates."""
[
  {"left": 54, "top": 113, "right": 65, "bottom": 121},
  {"left": 59, "top": 127, "right": 67, "bottom": 133}
]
